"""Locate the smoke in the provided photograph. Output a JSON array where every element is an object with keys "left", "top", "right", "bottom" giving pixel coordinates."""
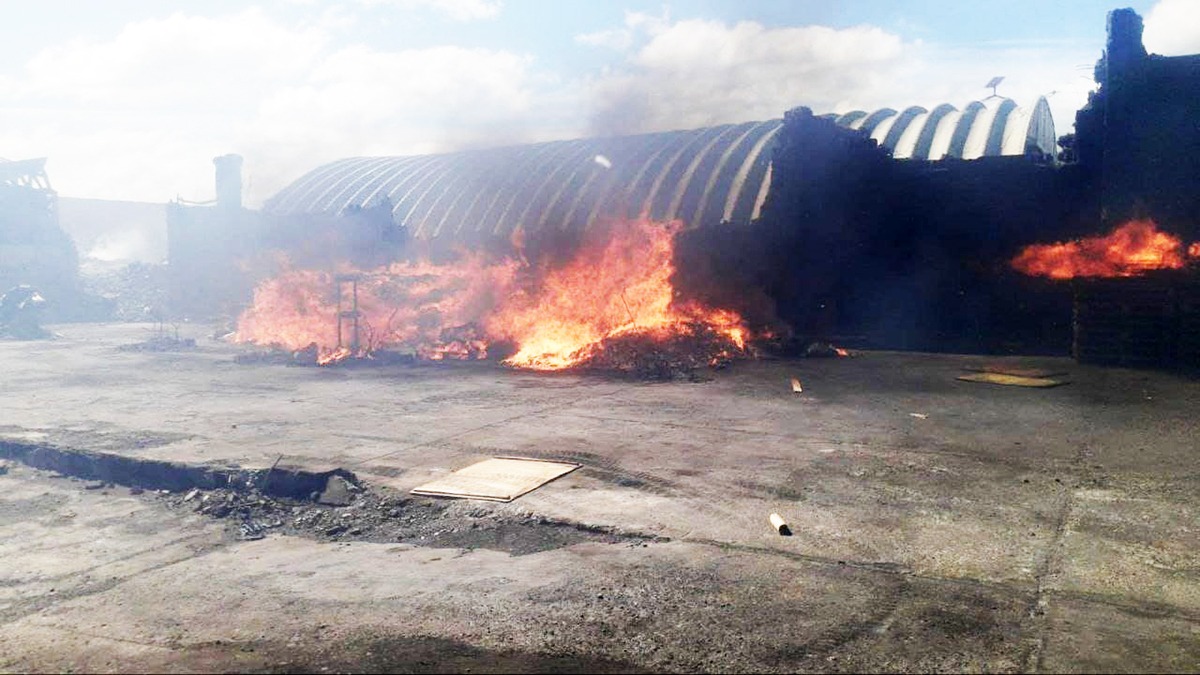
[{"left": 579, "top": 17, "right": 914, "bottom": 137}]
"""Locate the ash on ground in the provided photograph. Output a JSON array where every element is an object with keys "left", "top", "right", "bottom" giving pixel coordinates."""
[
  {"left": 153, "top": 478, "right": 658, "bottom": 555},
  {"left": 117, "top": 324, "right": 197, "bottom": 352},
  {"left": 232, "top": 345, "right": 417, "bottom": 367}
]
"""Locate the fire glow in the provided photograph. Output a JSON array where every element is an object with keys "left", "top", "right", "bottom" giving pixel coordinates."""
[
  {"left": 234, "top": 217, "right": 749, "bottom": 371},
  {"left": 1011, "top": 219, "right": 1200, "bottom": 280}
]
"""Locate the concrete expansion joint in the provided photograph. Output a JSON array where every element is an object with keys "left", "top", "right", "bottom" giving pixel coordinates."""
[{"left": 1024, "top": 445, "right": 1088, "bottom": 673}]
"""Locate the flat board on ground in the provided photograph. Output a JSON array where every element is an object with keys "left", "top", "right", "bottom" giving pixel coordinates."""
[
  {"left": 965, "top": 365, "right": 1068, "bottom": 378},
  {"left": 956, "top": 372, "right": 1068, "bottom": 388},
  {"left": 412, "top": 457, "right": 581, "bottom": 502}
]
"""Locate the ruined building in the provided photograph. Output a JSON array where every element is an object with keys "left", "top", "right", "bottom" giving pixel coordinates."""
[{"left": 0, "top": 157, "right": 81, "bottom": 320}]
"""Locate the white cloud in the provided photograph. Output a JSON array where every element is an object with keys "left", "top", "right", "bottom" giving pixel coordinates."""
[
  {"left": 581, "top": 15, "right": 1096, "bottom": 138},
  {"left": 362, "top": 0, "right": 502, "bottom": 21},
  {"left": 1143, "top": 0, "right": 1200, "bottom": 56},
  {"left": 0, "top": 7, "right": 554, "bottom": 205},
  {"left": 242, "top": 43, "right": 548, "bottom": 193},
  {"left": 18, "top": 9, "right": 327, "bottom": 108},
  {"left": 575, "top": 27, "right": 634, "bottom": 51},
  {"left": 0, "top": 5, "right": 1114, "bottom": 207},
  {"left": 583, "top": 18, "right": 916, "bottom": 135},
  {"left": 575, "top": 9, "right": 670, "bottom": 51}
]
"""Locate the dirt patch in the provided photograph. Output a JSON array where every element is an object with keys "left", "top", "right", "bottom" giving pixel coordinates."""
[{"left": 174, "top": 634, "right": 645, "bottom": 674}]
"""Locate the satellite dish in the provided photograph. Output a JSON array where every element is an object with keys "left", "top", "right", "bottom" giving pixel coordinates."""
[{"left": 985, "top": 76, "right": 1005, "bottom": 98}]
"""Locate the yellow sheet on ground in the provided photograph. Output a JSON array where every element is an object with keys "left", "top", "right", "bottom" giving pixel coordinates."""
[
  {"left": 965, "top": 365, "right": 1067, "bottom": 379},
  {"left": 956, "top": 372, "right": 1067, "bottom": 388},
  {"left": 411, "top": 457, "right": 581, "bottom": 502}
]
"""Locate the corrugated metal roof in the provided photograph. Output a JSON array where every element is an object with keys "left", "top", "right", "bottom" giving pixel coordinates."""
[{"left": 265, "top": 97, "right": 1055, "bottom": 239}]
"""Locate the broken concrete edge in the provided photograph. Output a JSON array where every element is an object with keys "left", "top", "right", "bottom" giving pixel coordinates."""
[{"left": 0, "top": 439, "right": 359, "bottom": 501}]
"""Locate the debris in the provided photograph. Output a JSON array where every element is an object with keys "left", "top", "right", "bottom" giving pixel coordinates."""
[
  {"left": 791, "top": 377, "right": 803, "bottom": 393},
  {"left": 183, "top": 488, "right": 201, "bottom": 502},
  {"left": 0, "top": 462, "right": 7, "bottom": 476},
  {"left": 578, "top": 323, "right": 747, "bottom": 379},
  {"left": 769, "top": 513, "right": 792, "bottom": 536},
  {"left": 412, "top": 457, "right": 580, "bottom": 503},
  {"left": 239, "top": 520, "right": 266, "bottom": 541},
  {"left": 259, "top": 454, "right": 284, "bottom": 493},
  {"left": 317, "top": 475, "right": 356, "bottom": 506},
  {"left": 908, "top": 412, "right": 928, "bottom": 419},
  {"left": 116, "top": 335, "right": 197, "bottom": 353},
  {"left": 83, "top": 480, "right": 106, "bottom": 490},
  {"left": 956, "top": 372, "right": 1068, "bottom": 388},
  {"left": 0, "top": 285, "right": 50, "bottom": 339},
  {"left": 804, "top": 342, "right": 849, "bottom": 358}
]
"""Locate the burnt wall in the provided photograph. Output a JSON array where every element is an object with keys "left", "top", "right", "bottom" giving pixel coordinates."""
[
  {"left": 1076, "top": 9, "right": 1200, "bottom": 235},
  {"left": 1098, "top": 54, "right": 1200, "bottom": 232},
  {"left": 678, "top": 107, "right": 1081, "bottom": 354}
]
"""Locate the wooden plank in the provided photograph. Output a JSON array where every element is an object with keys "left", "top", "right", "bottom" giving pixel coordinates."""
[
  {"left": 956, "top": 372, "right": 1068, "bottom": 388},
  {"left": 963, "top": 365, "right": 1067, "bottom": 379},
  {"left": 411, "top": 457, "right": 580, "bottom": 502}
]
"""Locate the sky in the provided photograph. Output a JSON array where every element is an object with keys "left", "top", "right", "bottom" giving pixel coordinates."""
[{"left": 2, "top": 0, "right": 1198, "bottom": 206}]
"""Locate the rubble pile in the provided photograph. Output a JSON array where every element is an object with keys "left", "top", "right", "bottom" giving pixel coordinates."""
[
  {"left": 580, "top": 322, "right": 747, "bottom": 380},
  {"left": 156, "top": 479, "right": 654, "bottom": 555},
  {"left": 0, "top": 285, "right": 50, "bottom": 339},
  {"left": 78, "top": 259, "right": 170, "bottom": 321}
]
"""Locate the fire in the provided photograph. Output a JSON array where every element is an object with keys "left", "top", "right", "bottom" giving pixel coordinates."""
[
  {"left": 1011, "top": 219, "right": 1199, "bottom": 279},
  {"left": 234, "top": 255, "right": 519, "bottom": 361},
  {"left": 485, "top": 218, "right": 746, "bottom": 370},
  {"left": 234, "top": 217, "right": 750, "bottom": 371}
]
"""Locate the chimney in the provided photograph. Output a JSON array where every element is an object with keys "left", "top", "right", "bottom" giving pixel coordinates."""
[
  {"left": 213, "top": 154, "right": 243, "bottom": 209},
  {"left": 1105, "top": 8, "right": 1147, "bottom": 77}
]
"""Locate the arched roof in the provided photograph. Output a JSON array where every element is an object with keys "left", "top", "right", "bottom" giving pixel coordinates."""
[
  {"left": 830, "top": 96, "right": 1056, "bottom": 160},
  {"left": 266, "top": 97, "right": 1055, "bottom": 239},
  {"left": 267, "top": 120, "right": 783, "bottom": 239}
]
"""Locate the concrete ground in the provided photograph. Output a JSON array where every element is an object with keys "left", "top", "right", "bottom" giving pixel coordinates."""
[{"left": 1, "top": 322, "right": 1198, "bottom": 672}]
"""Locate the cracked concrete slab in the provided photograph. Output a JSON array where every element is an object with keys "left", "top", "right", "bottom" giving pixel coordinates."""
[{"left": 1, "top": 323, "right": 1198, "bottom": 672}]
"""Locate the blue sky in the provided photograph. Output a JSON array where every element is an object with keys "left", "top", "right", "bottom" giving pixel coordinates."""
[{"left": 1, "top": 0, "right": 1195, "bottom": 205}]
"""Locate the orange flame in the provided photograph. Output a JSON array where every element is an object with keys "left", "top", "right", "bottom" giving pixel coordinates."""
[
  {"left": 485, "top": 218, "right": 746, "bottom": 369},
  {"left": 234, "top": 217, "right": 749, "bottom": 370},
  {"left": 234, "top": 254, "right": 519, "bottom": 359},
  {"left": 1011, "top": 219, "right": 1198, "bottom": 280}
]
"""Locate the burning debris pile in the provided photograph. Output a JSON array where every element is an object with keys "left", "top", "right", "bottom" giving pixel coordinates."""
[
  {"left": 1011, "top": 219, "right": 1200, "bottom": 369},
  {"left": 1011, "top": 219, "right": 1200, "bottom": 280},
  {"left": 233, "top": 217, "right": 751, "bottom": 378}
]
